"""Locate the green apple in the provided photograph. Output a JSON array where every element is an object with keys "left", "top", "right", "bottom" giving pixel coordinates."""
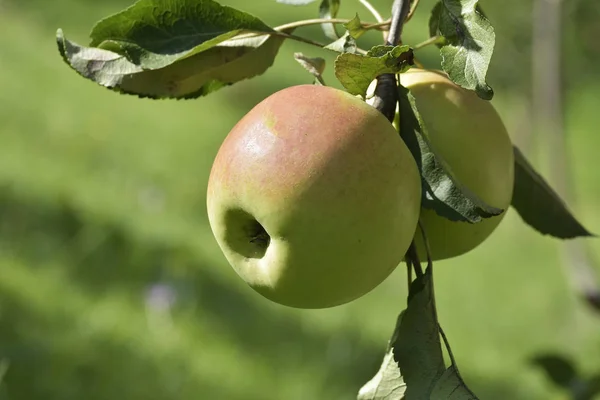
[
  {"left": 207, "top": 84, "right": 422, "bottom": 309},
  {"left": 398, "top": 69, "right": 515, "bottom": 261}
]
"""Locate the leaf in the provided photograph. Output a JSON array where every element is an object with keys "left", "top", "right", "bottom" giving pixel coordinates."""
[
  {"left": 430, "top": 365, "right": 478, "bottom": 399},
  {"left": 428, "top": 2, "right": 443, "bottom": 43},
  {"left": 57, "top": 30, "right": 287, "bottom": 99},
  {"left": 431, "top": 0, "right": 495, "bottom": 100},
  {"left": 583, "top": 374, "right": 600, "bottom": 400},
  {"left": 344, "top": 14, "right": 368, "bottom": 39},
  {"left": 394, "top": 268, "right": 480, "bottom": 399},
  {"left": 0, "top": 360, "right": 8, "bottom": 400},
  {"left": 324, "top": 31, "right": 357, "bottom": 53},
  {"left": 531, "top": 354, "right": 578, "bottom": 389},
  {"left": 319, "top": 0, "right": 341, "bottom": 40},
  {"left": 359, "top": 267, "right": 480, "bottom": 399},
  {"left": 397, "top": 84, "right": 503, "bottom": 223},
  {"left": 585, "top": 291, "right": 600, "bottom": 313},
  {"left": 358, "top": 315, "right": 407, "bottom": 400},
  {"left": 512, "top": 146, "right": 593, "bottom": 238},
  {"left": 392, "top": 268, "right": 446, "bottom": 399},
  {"left": 294, "top": 52, "right": 326, "bottom": 84},
  {"left": 474, "top": 4, "right": 488, "bottom": 19},
  {"left": 334, "top": 45, "right": 414, "bottom": 97},
  {"left": 88, "top": 0, "right": 274, "bottom": 70},
  {"left": 394, "top": 270, "right": 445, "bottom": 399},
  {"left": 429, "top": 2, "right": 486, "bottom": 40}
]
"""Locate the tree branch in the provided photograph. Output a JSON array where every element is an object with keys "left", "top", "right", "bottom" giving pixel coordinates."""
[
  {"left": 387, "top": 0, "right": 411, "bottom": 46},
  {"left": 369, "top": 0, "right": 412, "bottom": 122}
]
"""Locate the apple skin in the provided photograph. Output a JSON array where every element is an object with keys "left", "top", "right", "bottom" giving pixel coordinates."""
[
  {"left": 207, "top": 84, "right": 422, "bottom": 309},
  {"left": 398, "top": 69, "right": 515, "bottom": 261}
]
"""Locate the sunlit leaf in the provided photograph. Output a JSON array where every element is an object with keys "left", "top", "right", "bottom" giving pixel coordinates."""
[
  {"left": 57, "top": 30, "right": 287, "bottom": 99},
  {"left": 358, "top": 315, "right": 407, "bottom": 400},
  {"left": 319, "top": 0, "right": 341, "bottom": 40},
  {"left": 88, "top": 0, "right": 274, "bottom": 70},
  {"left": 344, "top": 14, "right": 368, "bottom": 39},
  {"left": 430, "top": 0, "right": 495, "bottom": 99},
  {"left": 294, "top": 52, "right": 327, "bottom": 84},
  {"left": 334, "top": 45, "right": 413, "bottom": 97},
  {"left": 324, "top": 31, "right": 357, "bottom": 53}
]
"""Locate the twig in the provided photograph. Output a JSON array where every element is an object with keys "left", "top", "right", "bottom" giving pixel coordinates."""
[
  {"left": 271, "top": 31, "right": 333, "bottom": 50},
  {"left": 418, "top": 220, "right": 433, "bottom": 270},
  {"left": 366, "top": 20, "right": 393, "bottom": 30},
  {"left": 369, "top": 0, "right": 412, "bottom": 122},
  {"left": 405, "top": 0, "right": 421, "bottom": 22},
  {"left": 413, "top": 35, "right": 444, "bottom": 50},
  {"left": 359, "top": 0, "right": 384, "bottom": 23},
  {"left": 241, "top": 30, "right": 369, "bottom": 55},
  {"left": 406, "top": 242, "right": 424, "bottom": 278},
  {"left": 359, "top": 0, "right": 388, "bottom": 42},
  {"left": 274, "top": 18, "right": 389, "bottom": 33}
]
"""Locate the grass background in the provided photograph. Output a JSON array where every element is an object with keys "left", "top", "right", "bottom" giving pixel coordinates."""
[{"left": 1, "top": 0, "right": 599, "bottom": 398}]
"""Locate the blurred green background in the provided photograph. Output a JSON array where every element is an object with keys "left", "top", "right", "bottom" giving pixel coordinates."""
[{"left": 1, "top": 0, "right": 599, "bottom": 399}]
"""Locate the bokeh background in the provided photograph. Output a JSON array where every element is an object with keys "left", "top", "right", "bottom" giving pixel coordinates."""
[{"left": 1, "top": 0, "right": 599, "bottom": 399}]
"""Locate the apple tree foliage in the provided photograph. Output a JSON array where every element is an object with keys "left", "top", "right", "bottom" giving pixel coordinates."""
[{"left": 55, "top": 0, "right": 594, "bottom": 398}]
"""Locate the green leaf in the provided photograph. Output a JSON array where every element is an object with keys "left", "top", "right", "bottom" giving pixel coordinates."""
[
  {"left": 294, "top": 52, "right": 327, "bottom": 84},
  {"left": 584, "top": 374, "right": 600, "bottom": 400},
  {"left": 531, "top": 354, "right": 578, "bottom": 389},
  {"left": 397, "top": 84, "right": 503, "bottom": 223},
  {"left": 0, "top": 359, "right": 9, "bottom": 400},
  {"left": 431, "top": 0, "right": 495, "bottom": 100},
  {"left": 319, "top": 0, "right": 341, "bottom": 40},
  {"left": 357, "top": 315, "right": 407, "bottom": 400},
  {"left": 394, "top": 269, "right": 445, "bottom": 399},
  {"left": 57, "top": 30, "right": 287, "bottom": 99},
  {"left": 324, "top": 31, "right": 357, "bottom": 53},
  {"left": 474, "top": 4, "right": 489, "bottom": 19},
  {"left": 512, "top": 146, "right": 593, "bottom": 238},
  {"left": 430, "top": 365, "right": 478, "bottom": 399},
  {"left": 428, "top": 2, "right": 443, "bottom": 43},
  {"left": 344, "top": 14, "right": 368, "bottom": 39},
  {"left": 334, "top": 45, "right": 414, "bottom": 97},
  {"left": 395, "top": 268, "right": 480, "bottom": 399},
  {"left": 88, "top": 0, "right": 274, "bottom": 70},
  {"left": 430, "top": 1, "right": 486, "bottom": 39},
  {"left": 359, "top": 267, "right": 480, "bottom": 399}
]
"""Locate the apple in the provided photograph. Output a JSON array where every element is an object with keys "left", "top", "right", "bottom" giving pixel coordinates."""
[
  {"left": 207, "top": 84, "right": 422, "bottom": 308},
  {"left": 398, "top": 69, "right": 515, "bottom": 261}
]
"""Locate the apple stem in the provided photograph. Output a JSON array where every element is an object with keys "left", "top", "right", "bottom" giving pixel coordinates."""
[
  {"left": 406, "top": 242, "right": 424, "bottom": 278},
  {"left": 418, "top": 219, "right": 434, "bottom": 270},
  {"left": 370, "top": 0, "right": 412, "bottom": 123},
  {"left": 405, "top": 219, "right": 434, "bottom": 282}
]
